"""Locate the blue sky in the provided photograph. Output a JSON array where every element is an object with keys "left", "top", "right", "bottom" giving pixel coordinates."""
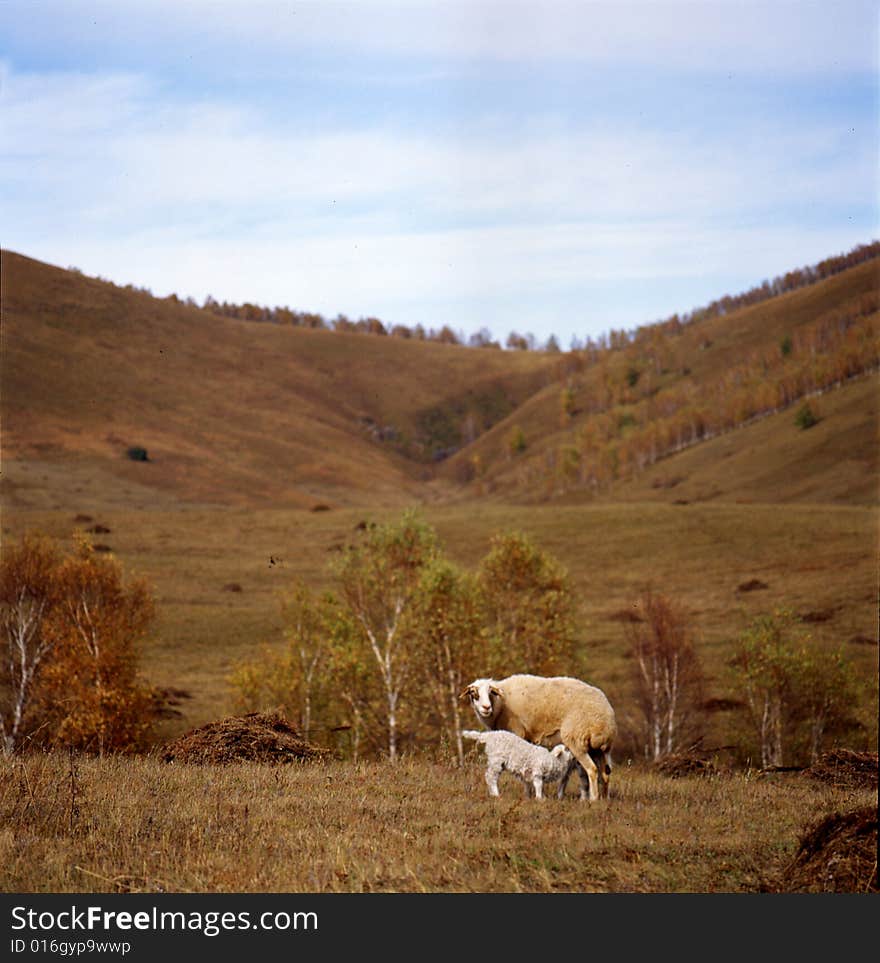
[{"left": 2, "top": 0, "right": 877, "bottom": 347}]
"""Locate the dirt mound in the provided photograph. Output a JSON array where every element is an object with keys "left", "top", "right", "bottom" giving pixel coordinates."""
[
  {"left": 162, "top": 711, "right": 333, "bottom": 765},
  {"left": 653, "top": 753, "right": 719, "bottom": 778},
  {"left": 805, "top": 749, "right": 878, "bottom": 790},
  {"left": 775, "top": 807, "right": 878, "bottom": 893},
  {"left": 737, "top": 578, "right": 768, "bottom": 592}
]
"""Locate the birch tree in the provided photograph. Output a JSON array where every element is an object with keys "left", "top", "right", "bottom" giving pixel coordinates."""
[
  {"left": 734, "top": 610, "right": 799, "bottom": 768},
  {"left": 277, "top": 581, "right": 331, "bottom": 742},
  {"left": 334, "top": 511, "right": 438, "bottom": 760},
  {"left": 0, "top": 534, "right": 61, "bottom": 755},
  {"left": 475, "top": 531, "right": 575, "bottom": 676},
  {"left": 627, "top": 591, "right": 704, "bottom": 760},
  {"left": 229, "top": 580, "right": 333, "bottom": 743},
  {"left": 41, "top": 537, "right": 155, "bottom": 754},
  {"left": 411, "top": 559, "right": 480, "bottom": 764},
  {"left": 793, "top": 646, "right": 856, "bottom": 764}
]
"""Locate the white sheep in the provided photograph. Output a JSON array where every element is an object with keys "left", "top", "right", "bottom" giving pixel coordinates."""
[
  {"left": 463, "top": 674, "right": 617, "bottom": 802},
  {"left": 462, "top": 729, "right": 574, "bottom": 799}
]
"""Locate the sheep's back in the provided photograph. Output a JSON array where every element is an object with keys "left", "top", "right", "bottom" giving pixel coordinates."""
[{"left": 499, "top": 674, "right": 616, "bottom": 749}]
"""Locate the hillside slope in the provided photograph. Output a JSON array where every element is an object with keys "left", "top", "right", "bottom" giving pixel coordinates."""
[
  {"left": 440, "top": 257, "right": 879, "bottom": 504},
  {"left": 1, "top": 251, "right": 554, "bottom": 509},
  {"left": 2, "top": 249, "right": 877, "bottom": 513},
  {"left": 587, "top": 374, "right": 878, "bottom": 505}
]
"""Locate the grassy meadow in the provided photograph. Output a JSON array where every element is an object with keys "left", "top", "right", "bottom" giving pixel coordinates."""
[
  {"left": 3, "top": 493, "right": 876, "bottom": 753},
  {"left": 1, "top": 750, "right": 875, "bottom": 893}
]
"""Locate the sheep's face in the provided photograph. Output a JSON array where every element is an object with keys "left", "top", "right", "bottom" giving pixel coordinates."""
[{"left": 465, "top": 679, "right": 501, "bottom": 724}]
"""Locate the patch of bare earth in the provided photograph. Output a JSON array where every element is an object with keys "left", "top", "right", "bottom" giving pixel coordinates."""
[
  {"left": 805, "top": 749, "right": 878, "bottom": 791},
  {"left": 771, "top": 806, "right": 878, "bottom": 893},
  {"left": 161, "top": 710, "right": 333, "bottom": 765}
]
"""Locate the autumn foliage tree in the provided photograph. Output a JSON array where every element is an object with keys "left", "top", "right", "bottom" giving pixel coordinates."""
[
  {"left": 733, "top": 610, "right": 856, "bottom": 768},
  {"left": 627, "top": 591, "right": 705, "bottom": 759},
  {"left": 1, "top": 534, "right": 157, "bottom": 755},
  {"left": 228, "top": 516, "right": 582, "bottom": 761},
  {"left": 410, "top": 559, "right": 481, "bottom": 763},
  {"left": 229, "top": 579, "right": 333, "bottom": 743},
  {"left": 0, "top": 534, "right": 62, "bottom": 755},
  {"left": 37, "top": 537, "right": 156, "bottom": 753},
  {"left": 334, "top": 511, "right": 439, "bottom": 760},
  {"left": 475, "top": 531, "right": 575, "bottom": 676}
]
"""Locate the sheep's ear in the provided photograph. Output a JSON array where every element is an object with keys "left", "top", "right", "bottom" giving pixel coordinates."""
[
  {"left": 489, "top": 685, "right": 502, "bottom": 697},
  {"left": 460, "top": 686, "right": 474, "bottom": 701}
]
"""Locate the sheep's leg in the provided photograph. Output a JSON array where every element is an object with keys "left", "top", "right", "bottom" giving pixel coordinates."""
[
  {"left": 532, "top": 775, "right": 544, "bottom": 799},
  {"left": 569, "top": 749, "right": 600, "bottom": 802},
  {"left": 590, "top": 749, "right": 611, "bottom": 799}
]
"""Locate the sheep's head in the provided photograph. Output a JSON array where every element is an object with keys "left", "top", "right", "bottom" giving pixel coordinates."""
[{"left": 463, "top": 678, "right": 502, "bottom": 725}]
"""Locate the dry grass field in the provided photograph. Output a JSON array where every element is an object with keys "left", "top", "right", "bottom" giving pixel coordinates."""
[{"left": 1, "top": 750, "right": 875, "bottom": 893}]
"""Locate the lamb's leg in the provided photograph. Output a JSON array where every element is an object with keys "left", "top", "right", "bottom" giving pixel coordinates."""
[
  {"left": 557, "top": 756, "right": 579, "bottom": 800},
  {"left": 518, "top": 774, "right": 534, "bottom": 798},
  {"left": 575, "top": 761, "right": 591, "bottom": 800},
  {"left": 532, "top": 775, "right": 544, "bottom": 799},
  {"left": 484, "top": 765, "right": 501, "bottom": 797}
]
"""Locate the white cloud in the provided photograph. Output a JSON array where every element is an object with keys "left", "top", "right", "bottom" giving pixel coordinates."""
[
  {"left": 115, "top": 0, "right": 879, "bottom": 74},
  {"left": 3, "top": 62, "right": 871, "bottom": 231}
]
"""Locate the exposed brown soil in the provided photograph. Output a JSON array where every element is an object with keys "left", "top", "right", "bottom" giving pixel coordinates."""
[
  {"left": 737, "top": 578, "right": 768, "bottom": 592},
  {"left": 773, "top": 806, "right": 878, "bottom": 893},
  {"left": 161, "top": 711, "right": 333, "bottom": 765},
  {"left": 804, "top": 749, "right": 878, "bottom": 791},
  {"left": 653, "top": 753, "right": 719, "bottom": 778}
]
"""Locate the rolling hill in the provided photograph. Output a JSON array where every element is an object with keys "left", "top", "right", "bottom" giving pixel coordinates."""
[
  {"left": 1, "top": 250, "right": 554, "bottom": 510},
  {"left": 2, "top": 247, "right": 877, "bottom": 514},
  {"left": 438, "top": 256, "right": 879, "bottom": 504}
]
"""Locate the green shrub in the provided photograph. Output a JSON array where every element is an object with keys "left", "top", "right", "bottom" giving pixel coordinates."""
[
  {"left": 508, "top": 425, "right": 527, "bottom": 455},
  {"left": 794, "top": 403, "right": 818, "bottom": 431}
]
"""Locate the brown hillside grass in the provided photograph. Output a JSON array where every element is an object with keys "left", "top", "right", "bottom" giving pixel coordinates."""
[
  {"left": 1, "top": 250, "right": 552, "bottom": 508},
  {"left": 602, "top": 373, "right": 879, "bottom": 506},
  {"left": 443, "top": 258, "right": 879, "bottom": 500},
  {"left": 1, "top": 751, "right": 875, "bottom": 893}
]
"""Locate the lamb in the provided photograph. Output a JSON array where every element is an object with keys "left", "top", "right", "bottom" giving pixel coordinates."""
[
  {"left": 463, "top": 674, "right": 617, "bottom": 802},
  {"left": 462, "top": 729, "right": 574, "bottom": 799}
]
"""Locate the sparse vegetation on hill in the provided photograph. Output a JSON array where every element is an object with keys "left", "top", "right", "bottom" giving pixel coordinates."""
[
  {"left": 0, "top": 249, "right": 553, "bottom": 506},
  {"left": 167, "top": 239, "right": 880, "bottom": 359},
  {"left": 2, "top": 245, "right": 877, "bottom": 507},
  {"left": 442, "top": 256, "right": 879, "bottom": 499}
]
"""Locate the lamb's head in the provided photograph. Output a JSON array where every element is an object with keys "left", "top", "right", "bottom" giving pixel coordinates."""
[
  {"left": 462, "top": 678, "right": 502, "bottom": 726},
  {"left": 550, "top": 744, "right": 573, "bottom": 765},
  {"left": 549, "top": 744, "right": 574, "bottom": 781}
]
